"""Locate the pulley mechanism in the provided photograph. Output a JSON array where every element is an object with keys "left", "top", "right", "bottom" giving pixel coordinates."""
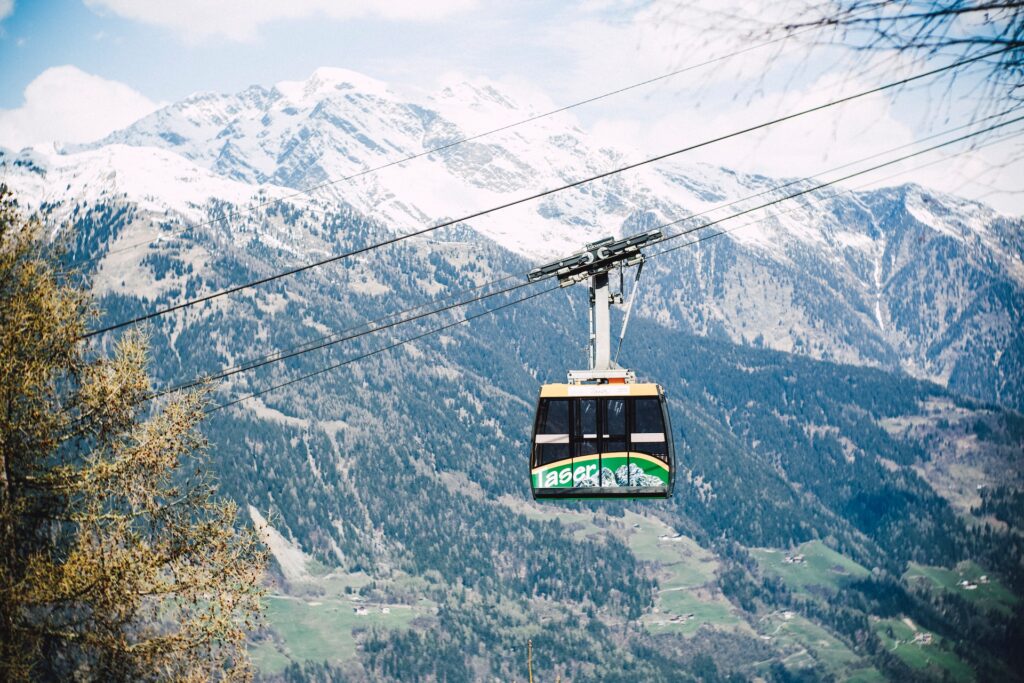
[
  {"left": 527, "top": 229, "right": 661, "bottom": 384},
  {"left": 527, "top": 229, "right": 661, "bottom": 287}
]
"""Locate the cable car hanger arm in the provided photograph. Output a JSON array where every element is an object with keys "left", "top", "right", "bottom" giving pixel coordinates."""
[{"left": 526, "top": 229, "right": 662, "bottom": 286}]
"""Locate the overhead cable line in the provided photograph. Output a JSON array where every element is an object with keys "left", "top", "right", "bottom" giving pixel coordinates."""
[
  {"left": 651, "top": 114, "right": 1024, "bottom": 253},
  {"left": 162, "top": 111, "right": 1024, "bottom": 398},
  {"left": 179, "top": 272, "right": 519, "bottom": 385},
  {"left": 255, "top": 96, "right": 1024, "bottom": 230},
  {"left": 153, "top": 276, "right": 538, "bottom": 398},
  {"left": 651, "top": 124, "right": 1024, "bottom": 263},
  {"left": 201, "top": 116, "right": 1023, "bottom": 412},
  {"left": 206, "top": 284, "right": 559, "bottom": 413},
  {"left": 158, "top": 110, "right": 1017, "bottom": 399},
  {"left": 93, "top": 19, "right": 839, "bottom": 265},
  {"left": 159, "top": 111, "right": 1015, "bottom": 401},
  {"left": 81, "top": 47, "right": 1010, "bottom": 340}
]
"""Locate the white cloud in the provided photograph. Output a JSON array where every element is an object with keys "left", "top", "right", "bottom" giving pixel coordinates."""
[
  {"left": 85, "top": 0, "right": 478, "bottom": 42},
  {"left": 588, "top": 66, "right": 915, "bottom": 183},
  {"left": 861, "top": 127, "right": 1024, "bottom": 216},
  {"left": 547, "top": 2, "right": 1024, "bottom": 211},
  {"left": 0, "top": 0, "right": 14, "bottom": 23},
  {"left": 550, "top": 0, "right": 811, "bottom": 104},
  {"left": 0, "top": 66, "right": 160, "bottom": 150}
]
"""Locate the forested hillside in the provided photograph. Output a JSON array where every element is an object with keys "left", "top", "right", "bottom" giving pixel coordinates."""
[
  {"left": 2, "top": 66, "right": 1021, "bottom": 679},
  {"left": 38, "top": 191, "right": 1019, "bottom": 681}
]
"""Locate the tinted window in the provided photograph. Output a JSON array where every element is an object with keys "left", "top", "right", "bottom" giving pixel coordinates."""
[
  {"left": 576, "top": 399, "right": 599, "bottom": 456},
  {"left": 604, "top": 398, "right": 627, "bottom": 454},
  {"left": 539, "top": 399, "right": 569, "bottom": 434},
  {"left": 535, "top": 399, "right": 570, "bottom": 466},
  {"left": 605, "top": 398, "right": 626, "bottom": 436},
  {"left": 577, "top": 399, "right": 597, "bottom": 436},
  {"left": 634, "top": 398, "right": 665, "bottom": 434},
  {"left": 632, "top": 397, "right": 668, "bottom": 462},
  {"left": 539, "top": 442, "right": 569, "bottom": 465}
]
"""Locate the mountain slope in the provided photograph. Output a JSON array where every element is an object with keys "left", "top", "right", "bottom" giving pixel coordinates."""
[
  {"left": 46, "top": 67, "right": 1024, "bottom": 409},
  {"left": 2, "top": 67, "right": 1023, "bottom": 680}
]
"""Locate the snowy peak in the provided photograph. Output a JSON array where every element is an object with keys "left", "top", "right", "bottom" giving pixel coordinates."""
[
  {"left": 273, "top": 67, "right": 393, "bottom": 105},
  {"left": 3, "top": 143, "right": 297, "bottom": 226},
  {"left": 430, "top": 77, "right": 540, "bottom": 126},
  {"left": 50, "top": 64, "right": 1024, "bottom": 273},
  {"left": 26, "top": 67, "right": 1023, "bottom": 270},
  {"left": 76, "top": 67, "right": 659, "bottom": 255},
  {"left": 5, "top": 66, "right": 1022, "bottom": 409}
]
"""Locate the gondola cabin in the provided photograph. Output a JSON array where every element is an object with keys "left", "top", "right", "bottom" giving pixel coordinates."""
[
  {"left": 531, "top": 381, "right": 674, "bottom": 499},
  {"left": 525, "top": 230, "right": 672, "bottom": 500}
]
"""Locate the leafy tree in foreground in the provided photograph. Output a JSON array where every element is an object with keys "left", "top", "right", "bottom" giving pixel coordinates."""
[{"left": 0, "top": 184, "right": 266, "bottom": 681}]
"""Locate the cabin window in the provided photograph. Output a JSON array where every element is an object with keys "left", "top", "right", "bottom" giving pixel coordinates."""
[
  {"left": 632, "top": 397, "right": 668, "bottom": 461},
  {"left": 604, "top": 398, "right": 627, "bottom": 453},
  {"left": 535, "top": 399, "right": 570, "bottom": 465},
  {"left": 575, "top": 399, "right": 599, "bottom": 457},
  {"left": 539, "top": 399, "right": 569, "bottom": 434},
  {"left": 633, "top": 398, "right": 664, "bottom": 433}
]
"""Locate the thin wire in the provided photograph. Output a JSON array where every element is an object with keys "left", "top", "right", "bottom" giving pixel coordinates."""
[
  {"left": 214, "top": 104, "right": 1015, "bottom": 374},
  {"left": 161, "top": 111, "right": 1024, "bottom": 399},
  {"left": 652, "top": 125, "right": 1024, "bottom": 260},
  {"left": 89, "top": 20, "right": 839, "bottom": 266},
  {"left": 153, "top": 277, "right": 537, "bottom": 398},
  {"left": 202, "top": 118, "right": 1023, "bottom": 412},
  {"left": 652, "top": 116, "right": 1024, "bottom": 254},
  {"left": 189, "top": 106, "right": 1017, "bottom": 383},
  {"left": 207, "top": 285, "right": 558, "bottom": 413},
  {"left": 81, "top": 47, "right": 1009, "bottom": 340},
  {"left": 250, "top": 92, "right": 1024, "bottom": 230}
]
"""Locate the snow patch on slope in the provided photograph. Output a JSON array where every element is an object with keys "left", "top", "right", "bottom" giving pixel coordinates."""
[{"left": 4, "top": 143, "right": 296, "bottom": 224}]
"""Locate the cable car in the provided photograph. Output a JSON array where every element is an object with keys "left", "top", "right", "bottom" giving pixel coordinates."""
[
  {"left": 526, "top": 232, "right": 675, "bottom": 500},
  {"left": 531, "top": 377, "right": 674, "bottom": 499}
]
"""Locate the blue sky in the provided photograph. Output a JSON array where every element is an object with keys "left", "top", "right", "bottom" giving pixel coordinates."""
[
  {"left": 1, "top": 0, "right": 1020, "bottom": 213},
  {"left": 0, "top": 0, "right": 571, "bottom": 106}
]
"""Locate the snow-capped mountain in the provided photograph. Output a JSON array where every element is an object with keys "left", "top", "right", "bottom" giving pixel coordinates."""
[
  {"left": 5, "top": 66, "right": 1024, "bottom": 409},
  {"left": 4, "top": 68, "right": 1022, "bottom": 679},
  {"left": 78, "top": 67, "right": 653, "bottom": 258}
]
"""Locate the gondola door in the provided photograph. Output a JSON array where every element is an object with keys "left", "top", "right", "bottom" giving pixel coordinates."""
[
  {"left": 601, "top": 397, "right": 627, "bottom": 486},
  {"left": 575, "top": 398, "right": 600, "bottom": 486}
]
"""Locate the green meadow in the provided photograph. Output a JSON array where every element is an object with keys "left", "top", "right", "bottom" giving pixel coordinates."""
[
  {"left": 872, "top": 618, "right": 974, "bottom": 682},
  {"left": 904, "top": 561, "right": 1018, "bottom": 616},
  {"left": 751, "top": 540, "right": 869, "bottom": 595}
]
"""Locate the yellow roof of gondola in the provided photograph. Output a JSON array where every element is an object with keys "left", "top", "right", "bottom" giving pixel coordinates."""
[{"left": 539, "top": 383, "right": 662, "bottom": 398}]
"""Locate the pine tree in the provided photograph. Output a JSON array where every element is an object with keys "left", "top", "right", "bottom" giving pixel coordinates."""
[{"left": 0, "top": 185, "right": 266, "bottom": 681}]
